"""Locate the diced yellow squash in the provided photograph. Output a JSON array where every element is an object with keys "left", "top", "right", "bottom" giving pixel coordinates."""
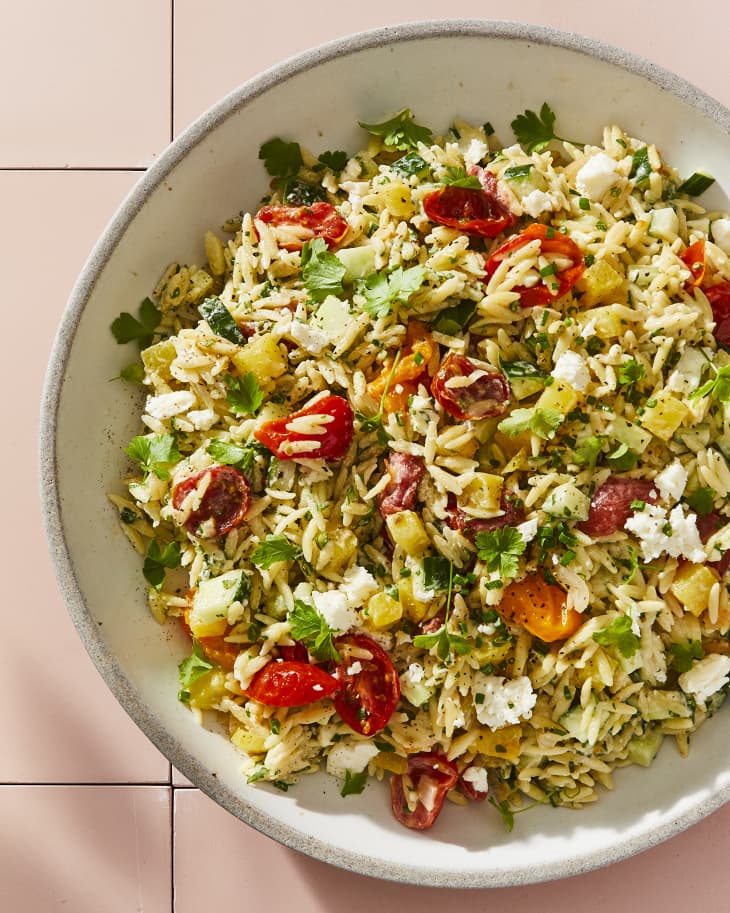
[
  {"left": 670, "top": 562, "right": 720, "bottom": 617},
  {"left": 372, "top": 752, "right": 408, "bottom": 774},
  {"left": 187, "top": 614, "right": 227, "bottom": 639},
  {"left": 471, "top": 639, "right": 513, "bottom": 667},
  {"left": 187, "top": 268, "right": 215, "bottom": 304},
  {"left": 397, "top": 576, "right": 431, "bottom": 622},
  {"left": 500, "top": 446, "right": 531, "bottom": 474},
  {"left": 323, "top": 528, "right": 358, "bottom": 574},
  {"left": 386, "top": 510, "right": 430, "bottom": 555},
  {"left": 366, "top": 592, "right": 403, "bottom": 629},
  {"left": 187, "top": 668, "right": 229, "bottom": 710},
  {"left": 141, "top": 338, "right": 177, "bottom": 377},
  {"left": 473, "top": 723, "right": 522, "bottom": 761},
  {"left": 377, "top": 181, "right": 414, "bottom": 218},
  {"left": 575, "top": 259, "right": 624, "bottom": 306},
  {"left": 581, "top": 304, "right": 625, "bottom": 338},
  {"left": 231, "top": 726, "right": 268, "bottom": 755},
  {"left": 204, "top": 230, "right": 227, "bottom": 276},
  {"left": 641, "top": 394, "right": 690, "bottom": 441},
  {"left": 536, "top": 380, "right": 579, "bottom": 415},
  {"left": 668, "top": 611, "right": 702, "bottom": 644},
  {"left": 231, "top": 334, "right": 287, "bottom": 390},
  {"left": 459, "top": 473, "right": 503, "bottom": 515}
]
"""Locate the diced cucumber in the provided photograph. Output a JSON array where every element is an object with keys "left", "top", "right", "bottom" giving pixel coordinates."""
[
  {"left": 335, "top": 246, "right": 377, "bottom": 282},
  {"left": 627, "top": 728, "right": 663, "bottom": 767},
  {"left": 542, "top": 482, "right": 591, "bottom": 521},
  {"left": 606, "top": 416, "right": 652, "bottom": 454},
  {"left": 510, "top": 376, "right": 545, "bottom": 401},
  {"left": 314, "top": 295, "right": 352, "bottom": 339},
  {"left": 677, "top": 171, "right": 715, "bottom": 196},
  {"left": 644, "top": 689, "right": 690, "bottom": 721},
  {"left": 399, "top": 677, "right": 434, "bottom": 709},
  {"left": 648, "top": 207, "right": 679, "bottom": 242},
  {"left": 559, "top": 704, "right": 589, "bottom": 743},
  {"left": 190, "top": 569, "right": 249, "bottom": 631}
]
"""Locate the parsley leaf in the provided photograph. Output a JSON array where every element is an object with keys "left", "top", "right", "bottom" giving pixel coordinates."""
[
  {"left": 252, "top": 535, "right": 303, "bottom": 569},
  {"left": 685, "top": 486, "right": 716, "bottom": 517},
  {"left": 111, "top": 297, "right": 161, "bottom": 346},
  {"left": 622, "top": 545, "right": 640, "bottom": 584},
  {"left": 119, "top": 362, "right": 145, "bottom": 384},
  {"left": 206, "top": 440, "right": 257, "bottom": 479},
  {"left": 143, "top": 538, "right": 181, "bottom": 590},
  {"left": 497, "top": 407, "right": 564, "bottom": 440},
  {"left": 617, "top": 359, "right": 646, "bottom": 404},
  {"left": 281, "top": 179, "right": 325, "bottom": 206},
  {"left": 125, "top": 433, "right": 180, "bottom": 480},
  {"left": 358, "top": 109, "right": 433, "bottom": 151},
  {"left": 573, "top": 435, "right": 605, "bottom": 468},
  {"left": 668, "top": 640, "right": 704, "bottom": 674},
  {"left": 287, "top": 599, "right": 340, "bottom": 662},
  {"left": 340, "top": 769, "right": 368, "bottom": 797},
  {"left": 431, "top": 300, "right": 476, "bottom": 336},
  {"left": 511, "top": 102, "right": 571, "bottom": 153},
  {"left": 301, "top": 237, "right": 346, "bottom": 302},
  {"left": 606, "top": 442, "right": 639, "bottom": 472},
  {"left": 224, "top": 373, "right": 264, "bottom": 416},
  {"left": 258, "top": 137, "right": 303, "bottom": 178},
  {"left": 412, "top": 625, "right": 471, "bottom": 660},
  {"left": 199, "top": 296, "right": 246, "bottom": 344},
  {"left": 630, "top": 147, "right": 652, "bottom": 188},
  {"left": 441, "top": 167, "right": 481, "bottom": 189},
  {"left": 317, "top": 150, "right": 348, "bottom": 173},
  {"left": 690, "top": 361, "right": 730, "bottom": 404},
  {"left": 592, "top": 615, "right": 640, "bottom": 658},
  {"left": 391, "top": 152, "right": 430, "bottom": 179},
  {"left": 359, "top": 265, "right": 426, "bottom": 319},
  {"left": 422, "top": 556, "right": 452, "bottom": 591},
  {"left": 178, "top": 638, "right": 215, "bottom": 702},
  {"left": 475, "top": 527, "right": 526, "bottom": 579},
  {"left": 500, "top": 359, "right": 547, "bottom": 379}
]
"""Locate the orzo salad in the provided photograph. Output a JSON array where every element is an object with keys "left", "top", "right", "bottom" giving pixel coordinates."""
[{"left": 110, "top": 104, "right": 730, "bottom": 831}]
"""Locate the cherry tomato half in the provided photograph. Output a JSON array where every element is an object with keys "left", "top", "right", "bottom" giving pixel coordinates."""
[
  {"left": 680, "top": 239, "right": 705, "bottom": 289},
  {"left": 172, "top": 465, "right": 251, "bottom": 538},
  {"left": 255, "top": 202, "right": 348, "bottom": 251},
  {"left": 577, "top": 476, "right": 657, "bottom": 538},
  {"left": 498, "top": 574, "right": 582, "bottom": 643},
  {"left": 245, "top": 660, "right": 339, "bottom": 707},
  {"left": 459, "top": 766, "right": 489, "bottom": 802},
  {"left": 390, "top": 753, "right": 459, "bottom": 830},
  {"left": 254, "top": 394, "right": 354, "bottom": 461},
  {"left": 378, "top": 451, "right": 425, "bottom": 518},
  {"left": 430, "top": 352, "right": 510, "bottom": 420},
  {"left": 704, "top": 282, "right": 730, "bottom": 346},
  {"left": 423, "top": 169, "right": 516, "bottom": 238},
  {"left": 485, "top": 223, "right": 585, "bottom": 307},
  {"left": 334, "top": 634, "right": 400, "bottom": 736},
  {"left": 365, "top": 321, "right": 435, "bottom": 415}
]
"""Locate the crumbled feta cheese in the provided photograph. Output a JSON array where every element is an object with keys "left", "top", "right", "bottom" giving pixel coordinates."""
[
  {"left": 188, "top": 408, "right": 217, "bottom": 431},
  {"left": 576, "top": 152, "right": 621, "bottom": 201},
  {"left": 581, "top": 317, "right": 597, "bottom": 339},
  {"left": 515, "top": 518, "right": 539, "bottom": 544},
  {"left": 462, "top": 766, "right": 488, "bottom": 795},
  {"left": 340, "top": 565, "right": 379, "bottom": 608},
  {"left": 521, "top": 189, "right": 554, "bottom": 218},
  {"left": 463, "top": 138, "right": 489, "bottom": 168},
  {"left": 712, "top": 217, "right": 730, "bottom": 255},
  {"left": 477, "top": 623, "right": 496, "bottom": 636},
  {"left": 346, "top": 661, "right": 363, "bottom": 676},
  {"left": 145, "top": 390, "right": 196, "bottom": 420},
  {"left": 666, "top": 347, "right": 707, "bottom": 395},
  {"left": 311, "top": 589, "right": 358, "bottom": 633},
  {"left": 678, "top": 654, "right": 730, "bottom": 706},
  {"left": 326, "top": 740, "right": 379, "bottom": 778},
  {"left": 286, "top": 321, "right": 330, "bottom": 355},
  {"left": 654, "top": 461, "right": 688, "bottom": 503},
  {"left": 552, "top": 350, "right": 590, "bottom": 392},
  {"left": 625, "top": 503, "right": 705, "bottom": 562},
  {"left": 406, "top": 663, "right": 424, "bottom": 684},
  {"left": 471, "top": 675, "right": 537, "bottom": 729}
]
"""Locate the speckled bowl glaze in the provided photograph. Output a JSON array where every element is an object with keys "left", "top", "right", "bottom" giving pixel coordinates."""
[{"left": 40, "top": 20, "right": 730, "bottom": 887}]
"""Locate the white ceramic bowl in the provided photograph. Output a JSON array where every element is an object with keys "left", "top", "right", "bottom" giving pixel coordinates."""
[{"left": 41, "top": 20, "right": 730, "bottom": 887}]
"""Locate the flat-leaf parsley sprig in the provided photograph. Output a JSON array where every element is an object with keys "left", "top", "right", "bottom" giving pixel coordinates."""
[
  {"left": 511, "top": 102, "right": 579, "bottom": 153},
  {"left": 413, "top": 559, "right": 471, "bottom": 660},
  {"left": 475, "top": 527, "right": 526, "bottom": 581},
  {"left": 358, "top": 109, "right": 433, "bottom": 151}
]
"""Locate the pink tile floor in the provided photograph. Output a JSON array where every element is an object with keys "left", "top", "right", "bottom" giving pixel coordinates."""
[{"left": 6, "top": 1, "right": 730, "bottom": 909}]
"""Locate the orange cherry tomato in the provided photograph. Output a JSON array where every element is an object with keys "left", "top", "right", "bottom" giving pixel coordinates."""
[
  {"left": 498, "top": 574, "right": 583, "bottom": 642},
  {"left": 180, "top": 613, "right": 240, "bottom": 670},
  {"left": 366, "top": 321, "right": 435, "bottom": 413},
  {"left": 680, "top": 239, "right": 705, "bottom": 288},
  {"left": 704, "top": 281, "right": 730, "bottom": 346},
  {"left": 485, "top": 224, "right": 585, "bottom": 308},
  {"left": 254, "top": 201, "right": 348, "bottom": 251}
]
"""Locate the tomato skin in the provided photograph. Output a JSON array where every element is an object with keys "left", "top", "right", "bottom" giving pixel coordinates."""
[
  {"left": 705, "top": 282, "right": 730, "bottom": 346},
  {"left": 390, "top": 753, "right": 459, "bottom": 830},
  {"left": 254, "top": 201, "right": 348, "bottom": 250},
  {"left": 578, "top": 477, "right": 657, "bottom": 538},
  {"left": 172, "top": 465, "right": 251, "bottom": 538},
  {"left": 430, "top": 352, "right": 510, "bottom": 420},
  {"left": 423, "top": 170, "right": 515, "bottom": 238},
  {"left": 459, "top": 767, "right": 489, "bottom": 802},
  {"left": 446, "top": 491, "right": 524, "bottom": 540},
  {"left": 245, "top": 660, "right": 339, "bottom": 707},
  {"left": 378, "top": 452, "right": 425, "bottom": 518},
  {"left": 681, "top": 239, "right": 705, "bottom": 288},
  {"left": 254, "top": 394, "right": 354, "bottom": 461},
  {"left": 498, "top": 574, "right": 582, "bottom": 643},
  {"left": 365, "top": 321, "right": 435, "bottom": 415},
  {"left": 334, "top": 635, "right": 400, "bottom": 736},
  {"left": 485, "top": 223, "right": 585, "bottom": 307}
]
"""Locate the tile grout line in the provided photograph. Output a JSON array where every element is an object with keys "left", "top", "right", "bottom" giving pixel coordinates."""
[
  {"left": 170, "top": 0, "right": 175, "bottom": 144},
  {"left": 0, "top": 166, "right": 148, "bottom": 173}
]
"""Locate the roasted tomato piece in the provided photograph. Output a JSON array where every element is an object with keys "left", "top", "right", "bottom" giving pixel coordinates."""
[
  {"left": 681, "top": 239, "right": 705, "bottom": 289},
  {"left": 172, "top": 465, "right": 251, "bottom": 538},
  {"left": 577, "top": 476, "right": 657, "bottom": 538},
  {"left": 334, "top": 634, "right": 400, "bottom": 736},
  {"left": 499, "top": 574, "right": 583, "bottom": 642},
  {"left": 254, "top": 201, "right": 348, "bottom": 251},
  {"left": 431, "top": 352, "right": 510, "bottom": 420},
  {"left": 254, "top": 394, "right": 354, "bottom": 461},
  {"left": 458, "top": 765, "right": 489, "bottom": 802},
  {"left": 245, "top": 660, "right": 339, "bottom": 707},
  {"left": 277, "top": 643, "right": 310, "bottom": 663},
  {"left": 378, "top": 452, "right": 425, "bottom": 518},
  {"left": 705, "top": 282, "right": 730, "bottom": 346},
  {"left": 366, "top": 321, "right": 435, "bottom": 415},
  {"left": 446, "top": 491, "right": 524, "bottom": 540},
  {"left": 485, "top": 223, "right": 585, "bottom": 307},
  {"left": 390, "top": 753, "right": 459, "bottom": 830},
  {"left": 423, "top": 169, "right": 515, "bottom": 238},
  {"left": 697, "top": 512, "right": 730, "bottom": 575}
]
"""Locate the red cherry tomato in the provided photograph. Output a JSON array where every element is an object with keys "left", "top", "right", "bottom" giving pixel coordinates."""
[
  {"left": 485, "top": 223, "right": 585, "bottom": 307},
  {"left": 334, "top": 635, "right": 400, "bottom": 736},
  {"left": 172, "top": 465, "right": 251, "bottom": 538},
  {"left": 423, "top": 169, "right": 515, "bottom": 238},
  {"left": 278, "top": 643, "right": 310, "bottom": 663},
  {"left": 680, "top": 239, "right": 705, "bottom": 289},
  {"left": 446, "top": 490, "right": 524, "bottom": 540},
  {"left": 378, "top": 452, "right": 425, "bottom": 518},
  {"left": 245, "top": 660, "right": 339, "bottom": 707},
  {"left": 459, "top": 766, "right": 489, "bottom": 802},
  {"left": 390, "top": 752, "right": 459, "bottom": 830},
  {"left": 254, "top": 201, "right": 348, "bottom": 251},
  {"left": 430, "top": 352, "right": 510, "bottom": 420},
  {"left": 254, "top": 394, "right": 354, "bottom": 461},
  {"left": 577, "top": 476, "right": 657, "bottom": 538},
  {"left": 704, "top": 282, "right": 730, "bottom": 346}
]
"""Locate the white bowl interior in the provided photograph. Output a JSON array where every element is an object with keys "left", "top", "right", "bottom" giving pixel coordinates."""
[{"left": 41, "top": 21, "right": 730, "bottom": 887}]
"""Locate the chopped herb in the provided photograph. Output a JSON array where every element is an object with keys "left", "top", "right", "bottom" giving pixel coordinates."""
[
  {"left": 143, "top": 538, "right": 182, "bottom": 590},
  {"left": 206, "top": 439, "right": 258, "bottom": 479},
  {"left": 606, "top": 442, "right": 639, "bottom": 471},
  {"left": 595, "top": 220, "right": 608, "bottom": 232},
  {"left": 442, "top": 167, "right": 481, "bottom": 189},
  {"left": 483, "top": 121, "right": 495, "bottom": 137},
  {"left": 422, "top": 556, "right": 452, "bottom": 591},
  {"left": 317, "top": 149, "right": 349, "bottom": 173},
  {"left": 630, "top": 500, "right": 646, "bottom": 511},
  {"left": 500, "top": 359, "right": 547, "bottom": 379},
  {"left": 630, "top": 147, "right": 652, "bottom": 188},
  {"left": 431, "top": 300, "right": 476, "bottom": 336},
  {"left": 119, "top": 362, "right": 145, "bottom": 384},
  {"left": 111, "top": 297, "right": 162, "bottom": 347},
  {"left": 120, "top": 507, "right": 138, "bottom": 524},
  {"left": 690, "top": 361, "right": 730, "bottom": 404},
  {"left": 282, "top": 179, "right": 326, "bottom": 206},
  {"left": 573, "top": 435, "right": 604, "bottom": 468},
  {"left": 593, "top": 614, "right": 640, "bottom": 658},
  {"left": 251, "top": 535, "right": 303, "bottom": 569},
  {"left": 668, "top": 640, "right": 704, "bottom": 674},
  {"left": 224, "top": 372, "right": 264, "bottom": 416},
  {"left": 359, "top": 265, "right": 426, "bottom": 318},
  {"left": 475, "top": 527, "right": 526, "bottom": 579},
  {"left": 584, "top": 253, "right": 595, "bottom": 267},
  {"left": 510, "top": 102, "right": 573, "bottom": 153},
  {"left": 340, "top": 769, "right": 369, "bottom": 797},
  {"left": 301, "top": 237, "right": 346, "bottom": 302},
  {"left": 497, "top": 406, "right": 564, "bottom": 440},
  {"left": 177, "top": 638, "right": 214, "bottom": 703},
  {"left": 125, "top": 433, "right": 180, "bottom": 480},
  {"left": 539, "top": 263, "right": 558, "bottom": 278},
  {"left": 258, "top": 137, "right": 303, "bottom": 178},
  {"left": 578, "top": 197, "right": 590, "bottom": 211},
  {"left": 269, "top": 718, "right": 281, "bottom": 735},
  {"left": 391, "top": 152, "right": 430, "bottom": 179},
  {"left": 685, "top": 487, "right": 716, "bottom": 517},
  {"left": 504, "top": 163, "right": 533, "bottom": 180},
  {"left": 199, "top": 296, "right": 246, "bottom": 344},
  {"left": 412, "top": 562, "right": 470, "bottom": 659},
  {"left": 288, "top": 599, "right": 340, "bottom": 662},
  {"left": 358, "top": 109, "right": 433, "bottom": 151},
  {"left": 617, "top": 358, "right": 646, "bottom": 403},
  {"left": 247, "top": 766, "right": 268, "bottom": 784}
]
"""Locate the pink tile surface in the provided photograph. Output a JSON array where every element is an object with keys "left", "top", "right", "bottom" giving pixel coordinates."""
[
  {"left": 174, "top": 788, "right": 730, "bottom": 912},
  {"left": 1, "top": 0, "right": 171, "bottom": 167},
  {"left": 0, "top": 171, "right": 169, "bottom": 782},
  {"left": 0, "top": 786, "right": 171, "bottom": 913}
]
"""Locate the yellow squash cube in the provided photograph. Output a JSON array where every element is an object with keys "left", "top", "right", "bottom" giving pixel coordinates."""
[
  {"left": 378, "top": 181, "right": 414, "bottom": 218},
  {"left": 231, "top": 334, "right": 287, "bottom": 390},
  {"left": 386, "top": 510, "right": 430, "bottom": 555},
  {"left": 141, "top": 338, "right": 177, "bottom": 377},
  {"left": 231, "top": 726, "right": 268, "bottom": 755},
  {"left": 536, "top": 380, "right": 579, "bottom": 416},
  {"left": 187, "top": 668, "right": 229, "bottom": 710},
  {"left": 459, "top": 473, "right": 503, "bottom": 516},
  {"left": 641, "top": 394, "right": 690, "bottom": 441},
  {"left": 397, "top": 576, "right": 431, "bottom": 622},
  {"left": 372, "top": 752, "right": 408, "bottom": 774},
  {"left": 473, "top": 723, "right": 522, "bottom": 761},
  {"left": 575, "top": 260, "right": 624, "bottom": 306},
  {"left": 204, "top": 230, "right": 227, "bottom": 276},
  {"left": 366, "top": 592, "right": 403, "bottom": 629},
  {"left": 670, "top": 562, "right": 720, "bottom": 617},
  {"left": 581, "top": 304, "right": 625, "bottom": 338}
]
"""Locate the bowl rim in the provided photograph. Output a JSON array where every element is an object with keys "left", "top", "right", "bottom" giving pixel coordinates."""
[{"left": 39, "top": 18, "right": 730, "bottom": 888}]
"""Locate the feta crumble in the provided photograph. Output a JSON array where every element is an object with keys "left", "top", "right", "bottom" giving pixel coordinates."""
[
  {"left": 576, "top": 152, "right": 621, "bottom": 201},
  {"left": 311, "top": 590, "right": 358, "bottom": 634},
  {"left": 188, "top": 408, "right": 217, "bottom": 431},
  {"left": 326, "top": 740, "right": 379, "bottom": 778},
  {"left": 285, "top": 320, "right": 330, "bottom": 355},
  {"left": 346, "top": 661, "right": 363, "bottom": 676},
  {"left": 406, "top": 663, "right": 425, "bottom": 684},
  {"left": 712, "top": 217, "right": 730, "bottom": 255},
  {"left": 552, "top": 350, "right": 590, "bottom": 392},
  {"left": 463, "top": 138, "right": 489, "bottom": 169},
  {"left": 678, "top": 654, "right": 730, "bottom": 706},
  {"left": 340, "top": 565, "right": 379, "bottom": 608},
  {"left": 515, "top": 518, "right": 539, "bottom": 544},
  {"left": 471, "top": 674, "right": 537, "bottom": 729},
  {"left": 145, "top": 390, "right": 196, "bottom": 420},
  {"left": 624, "top": 503, "right": 705, "bottom": 563},
  {"left": 462, "top": 766, "right": 489, "bottom": 795},
  {"left": 654, "top": 461, "right": 688, "bottom": 503},
  {"left": 522, "top": 189, "right": 555, "bottom": 219}
]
